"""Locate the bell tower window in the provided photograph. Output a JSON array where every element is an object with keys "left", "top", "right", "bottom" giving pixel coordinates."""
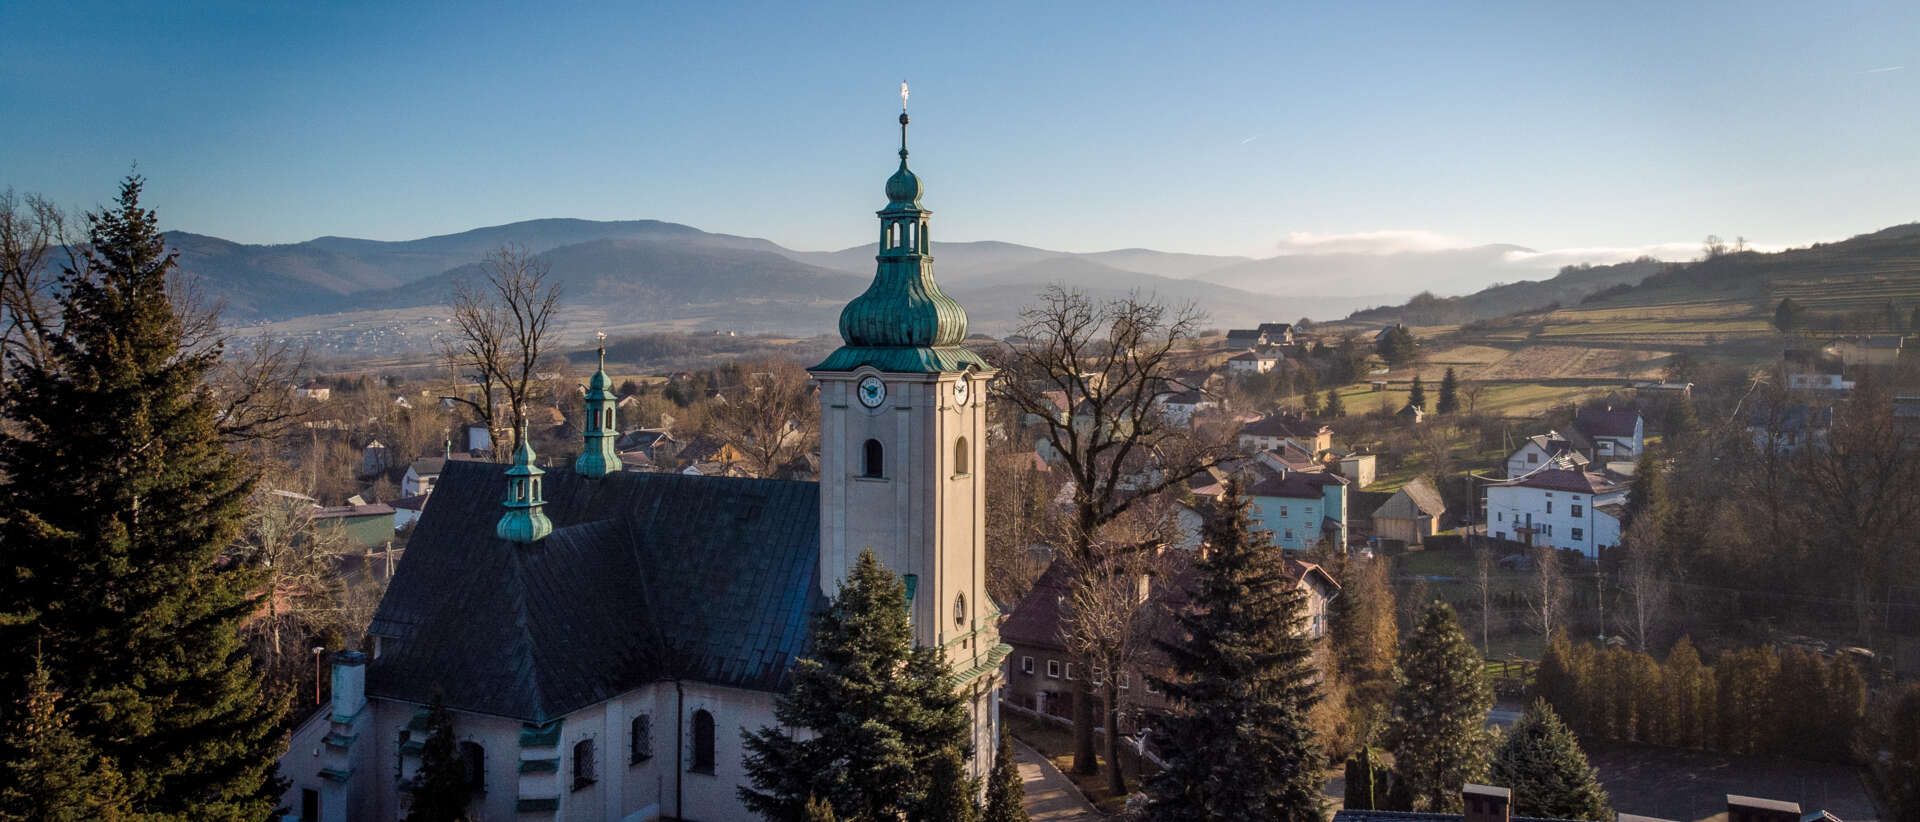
[
  {"left": 862, "top": 439, "right": 884, "bottom": 478},
  {"left": 953, "top": 437, "right": 969, "bottom": 476}
]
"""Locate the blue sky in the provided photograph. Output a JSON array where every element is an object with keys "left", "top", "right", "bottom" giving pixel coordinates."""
[{"left": 3, "top": 1, "right": 1916, "bottom": 260}]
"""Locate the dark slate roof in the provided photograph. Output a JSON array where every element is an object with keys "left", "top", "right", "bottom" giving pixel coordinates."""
[
  {"left": 1576, "top": 406, "right": 1641, "bottom": 439},
  {"left": 1498, "top": 469, "right": 1622, "bottom": 495},
  {"left": 1240, "top": 413, "right": 1329, "bottom": 440},
  {"left": 366, "top": 460, "right": 823, "bottom": 722},
  {"left": 1246, "top": 468, "right": 1346, "bottom": 500}
]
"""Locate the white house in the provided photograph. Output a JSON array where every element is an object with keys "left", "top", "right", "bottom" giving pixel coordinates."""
[
  {"left": 1227, "top": 349, "right": 1280, "bottom": 375},
  {"left": 1504, "top": 431, "right": 1591, "bottom": 478},
  {"left": 1485, "top": 469, "right": 1627, "bottom": 559},
  {"left": 1787, "top": 372, "right": 1853, "bottom": 392},
  {"left": 278, "top": 116, "right": 1006, "bottom": 822},
  {"left": 1238, "top": 413, "right": 1332, "bottom": 454},
  {"left": 293, "top": 380, "right": 331, "bottom": 401},
  {"left": 1154, "top": 389, "right": 1215, "bottom": 427},
  {"left": 1574, "top": 407, "right": 1643, "bottom": 460}
]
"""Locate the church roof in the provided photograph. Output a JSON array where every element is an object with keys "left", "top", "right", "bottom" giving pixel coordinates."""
[{"left": 367, "top": 460, "right": 823, "bottom": 722}]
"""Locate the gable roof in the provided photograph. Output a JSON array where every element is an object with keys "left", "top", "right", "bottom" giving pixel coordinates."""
[
  {"left": 366, "top": 460, "right": 823, "bottom": 722},
  {"left": 1576, "top": 406, "right": 1641, "bottom": 439},
  {"left": 1246, "top": 467, "right": 1347, "bottom": 500},
  {"left": 1376, "top": 476, "right": 1446, "bottom": 519},
  {"left": 1228, "top": 350, "right": 1276, "bottom": 362},
  {"left": 1496, "top": 468, "right": 1622, "bottom": 495},
  {"left": 1240, "top": 413, "right": 1329, "bottom": 440}
]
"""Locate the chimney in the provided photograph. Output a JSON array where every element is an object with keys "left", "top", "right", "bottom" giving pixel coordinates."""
[
  {"left": 1462, "top": 784, "right": 1510, "bottom": 822},
  {"left": 330, "top": 650, "right": 367, "bottom": 720},
  {"left": 1726, "top": 795, "right": 1801, "bottom": 822}
]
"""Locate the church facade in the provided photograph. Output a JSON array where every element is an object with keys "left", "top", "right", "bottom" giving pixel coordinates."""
[{"left": 278, "top": 109, "right": 1007, "bottom": 822}]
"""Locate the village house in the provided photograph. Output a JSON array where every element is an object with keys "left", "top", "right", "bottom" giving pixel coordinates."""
[
  {"left": 400, "top": 449, "right": 480, "bottom": 497},
  {"left": 1504, "top": 431, "right": 1592, "bottom": 478},
  {"left": 1747, "top": 403, "right": 1835, "bottom": 453},
  {"left": 1784, "top": 350, "right": 1853, "bottom": 392},
  {"left": 1336, "top": 452, "right": 1377, "bottom": 488},
  {"left": 999, "top": 552, "right": 1338, "bottom": 734},
  {"left": 614, "top": 428, "right": 677, "bottom": 462},
  {"left": 1574, "top": 406, "right": 1644, "bottom": 460},
  {"left": 1370, "top": 476, "right": 1447, "bottom": 551},
  {"left": 1192, "top": 459, "right": 1352, "bottom": 551},
  {"left": 1226, "top": 349, "right": 1281, "bottom": 375},
  {"left": 1256, "top": 322, "right": 1296, "bottom": 347},
  {"left": 293, "top": 380, "right": 332, "bottom": 401},
  {"left": 1485, "top": 469, "right": 1626, "bottom": 560},
  {"left": 278, "top": 116, "right": 1006, "bottom": 822},
  {"left": 1153, "top": 388, "right": 1215, "bottom": 427},
  {"left": 310, "top": 502, "right": 397, "bottom": 549},
  {"left": 1224, "top": 328, "right": 1268, "bottom": 349},
  {"left": 1826, "top": 334, "right": 1904, "bottom": 367},
  {"left": 1238, "top": 412, "right": 1333, "bottom": 454},
  {"left": 389, "top": 493, "right": 428, "bottom": 530}
]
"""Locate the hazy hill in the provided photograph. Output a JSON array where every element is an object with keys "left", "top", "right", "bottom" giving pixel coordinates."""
[
  {"left": 1610, "top": 223, "right": 1920, "bottom": 316},
  {"left": 1343, "top": 257, "right": 1664, "bottom": 326},
  {"left": 1195, "top": 244, "right": 1538, "bottom": 297}
]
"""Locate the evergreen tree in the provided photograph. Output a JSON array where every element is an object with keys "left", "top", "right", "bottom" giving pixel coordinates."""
[
  {"left": 1304, "top": 387, "right": 1322, "bottom": 417},
  {"left": 802, "top": 795, "right": 837, "bottom": 822},
  {"left": 0, "top": 176, "right": 286, "bottom": 820},
  {"left": 1773, "top": 297, "right": 1799, "bottom": 333},
  {"left": 405, "top": 693, "right": 473, "bottom": 822},
  {"left": 983, "top": 730, "right": 1031, "bottom": 822},
  {"left": 0, "top": 659, "right": 133, "bottom": 822},
  {"left": 1885, "top": 686, "right": 1920, "bottom": 822},
  {"left": 1385, "top": 601, "right": 1493, "bottom": 812},
  {"left": 1618, "top": 441, "right": 1672, "bottom": 536},
  {"left": 1342, "top": 746, "right": 1390, "bottom": 811},
  {"left": 1436, "top": 368, "right": 1459, "bottom": 415},
  {"left": 922, "top": 746, "right": 981, "bottom": 822},
  {"left": 1146, "top": 484, "right": 1325, "bottom": 822},
  {"left": 1408, "top": 376, "right": 1427, "bottom": 410},
  {"left": 1323, "top": 386, "right": 1346, "bottom": 419},
  {"left": 1488, "top": 700, "right": 1611, "bottom": 821},
  {"left": 740, "top": 549, "right": 973, "bottom": 821}
]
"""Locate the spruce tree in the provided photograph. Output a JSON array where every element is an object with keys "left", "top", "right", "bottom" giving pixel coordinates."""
[
  {"left": 1436, "top": 368, "right": 1459, "bottom": 414},
  {"left": 1408, "top": 375, "right": 1427, "bottom": 410},
  {"left": 1304, "top": 387, "right": 1322, "bottom": 417},
  {"left": 740, "top": 549, "right": 973, "bottom": 821},
  {"left": 405, "top": 693, "right": 473, "bottom": 822},
  {"left": 922, "top": 746, "right": 981, "bottom": 822},
  {"left": 802, "top": 795, "right": 837, "bottom": 822},
  {"left": 0, "top": 176, "right": 286, "bottom": 820},
  {"left": 1489, "top": 700, "right": 1611, "bottom": 821},
  {"left": 1146, "top": 483, "right": 1325, "bottom": 822},
  {"left": 1385, "top": 601, "right": 1493, "bottom": 812},
  {"left": 1342, "top": 746, "right": 1390, "bottom": 811},
  {"left": 983, "top": 730, "right": 1031, "bottom": 822},
  {"left": 1773, "top": 297, "right": 1798, "bottom": 333},
  {"left": 1324, "top": 386, "right": 1346, "bottom": 419},
  {"left": 0, "top": 659, "right": 133, "bottom": 822}
]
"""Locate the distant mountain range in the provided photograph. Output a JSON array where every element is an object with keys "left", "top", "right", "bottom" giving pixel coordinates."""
[{"left": 163, "top": 217, "right": 1685, "bottom": 350}]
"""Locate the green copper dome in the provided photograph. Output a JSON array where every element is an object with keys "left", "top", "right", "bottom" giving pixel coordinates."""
[
  {"left": 815, "top": 109, "right": 987, "bottom": 374},
  {"left": 498, "top": 421, "right": 553, "bottom": 543},
  {"left": 575, "top": 345, "right": 618, "bottom": 479}
]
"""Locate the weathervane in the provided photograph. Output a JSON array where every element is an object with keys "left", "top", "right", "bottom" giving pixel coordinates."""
[{"left": 595, "top": 330, "right": 607, "bottom": 344}]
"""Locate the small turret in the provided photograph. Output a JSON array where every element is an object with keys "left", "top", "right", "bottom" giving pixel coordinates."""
[
  {"left": 575, "top": 337, "right": 619, "bottom": 478},
  {"left": 497, "top": 421, "right": 553, "bottom": 543}
]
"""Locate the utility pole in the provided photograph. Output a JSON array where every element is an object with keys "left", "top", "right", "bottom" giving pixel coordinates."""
[
  {"left": 312, "top": 646, "right": 326, "bottom": 706},
  {"left": 1595, "top": 570, "right": 1606, "bottom": 643}
]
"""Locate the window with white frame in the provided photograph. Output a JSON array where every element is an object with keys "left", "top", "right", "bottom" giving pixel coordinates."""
[
  {"left": 1021, "top": 656, "right": 1034, "bottom": 675},
  {"left": 1046, "top": 660, "right": 1061, "bottom": 679},
  {"left": 1064, "top": 663, "right": 1077, "bottom": 681}
]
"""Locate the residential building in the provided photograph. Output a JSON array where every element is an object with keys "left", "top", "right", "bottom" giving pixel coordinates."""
[
  {"left": 1238, "top": 412, "right": 1333, "bottom": 454},
  {"left": 310, "top": 503, "right": 396, "bottom": 549},
  {"left": 1154, "top": 388, "right": 1215, "bottom": 426},
  {"left": 1574, "top": 406, "right": 1643, "bottom": 459},
  {"left": 1337, "top": 453, "right": 1377, "bottom": 488},
  {"left": 1244, "top": 468, "right": 1350, "bottom": 551},
  {"left": 278, "top": 112, "right": 1005, "bottom": 822},
  {"left": 1827, "top": 334, "right": 1904, "bottom": 367},
  {"left": 1747, "top": 403, "right": 1834, "bottom": 453},
  {"left": 614, "top": 428, "right": 677, "bottom": 461},
  {"left": 999, "top": 551, "right": 1337, "bottom": 733},
  {"left": 1256, "top": 322, "right": 1295, "bottom": 346},
  {"left": 1485, "top": 469, "right": 1626, "bottom": 559},
  {"left": 1224, "top": 328, "right": 1268, "bottom": 348},
  {"left": 1371, "top": 476, "right": 1447, "bottom": 550},
  {"left": 293, "top": 380, "right": 331, "bottom": 401},
  {"left": 1226, "top": 349, "right": 1280, "bottom": 374},
  {"left": 1504, "top": 431, "right": 1591, "bottom": 478},
  {"left": 389, "top": 493, "right": 428, "bottom": 530}
]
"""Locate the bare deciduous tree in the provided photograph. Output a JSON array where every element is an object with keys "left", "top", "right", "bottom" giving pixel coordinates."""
[
  {"left": 1525, "top": 545, "right": 1567, "bottom": 646},
  {"left": 707, "top": 359, "right": 818, "bottom": 479},
  {"left": 231, "top": 483, "right": 373, "bottom": 704},
  {"left": 211, "top": 335, "right": 313, "bottom": 444},
  {"left": 1615, "top": 518, "right": 1670, "bottom": 652},
  {"left": 442, "top": 244, "right": 561, "bottom": 454},
  {"left": 992, "top": 287, "right": 1232, "bottom": 774},
  {"left": 1473, "top": 545, "right": 1495, "bottom": 656},
  {"left": 0, "top": 188, "right": 74, "bottom": 379}
]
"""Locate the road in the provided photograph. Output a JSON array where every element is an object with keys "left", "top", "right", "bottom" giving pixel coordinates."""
[{"left": 1013, "top": 737, "right": 1102, "bottom": 821}]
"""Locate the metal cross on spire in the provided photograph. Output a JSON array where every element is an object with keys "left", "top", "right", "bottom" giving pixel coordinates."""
[{"left": 900, "top": 80, "right": 909, "bottom": 111}]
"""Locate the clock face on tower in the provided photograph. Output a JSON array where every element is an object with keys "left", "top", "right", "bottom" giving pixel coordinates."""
[
  {"left": 857, "top": 375, "right": 887, "bottom": 408},
  {"left": 952, "top": 378, "right": 969, "bottom": 406}
]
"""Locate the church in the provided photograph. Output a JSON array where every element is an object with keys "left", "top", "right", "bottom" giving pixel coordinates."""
[{"left": 279, "top": 107, "right": 1008, "bottom": 822}]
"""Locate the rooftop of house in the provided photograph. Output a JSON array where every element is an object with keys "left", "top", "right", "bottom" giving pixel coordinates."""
[
  {"left": 1494, "top": 468, "right": 1624, "bottom": 495},
  {"left": 1576, "top": 406, "right": 1641, "bottom": 439},
  {"left": 366, "top": 460, "right": 823, "bottom": 722},
  {"left": 390, "top": 493, "right": 429, "bottom": 512},
  {"left": 1159, "top": 388, "right": 1209, "bottom": 405},
  {"left": 1245, "top": 466, "right": 1347, "bottom": 500},
  {"left": 408, "top": 451, "right": 481, "bottom": 477},
  {"left": 311, "top": 502, "right": 395, "bottom": 520},
  {"left": 1378, "top": 476, "right": 1447, "bottom": 519},
  {"left": 1241, "top": 412, "right": 1330, "bottom": 440},
  {"left": 1228, "top": 350, "right": 1276, "bottom": 362},
  {"left": 1747, "top": 403, "right": 1835, "bottom": 433}
]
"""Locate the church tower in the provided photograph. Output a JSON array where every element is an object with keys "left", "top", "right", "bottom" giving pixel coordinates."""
[
  {"left": 496, "top": 421, "right": 553, "bottom": 543},
  {"left": 575, "top": 337, "right": 618, "bottom": 478},
  {"left": 810, "top": 94, "right": 1007, "bottom": 772}
]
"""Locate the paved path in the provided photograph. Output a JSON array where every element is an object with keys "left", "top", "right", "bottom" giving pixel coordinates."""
[{"left": 1014, "top": 737, "right": 1102, "bottom": 821}]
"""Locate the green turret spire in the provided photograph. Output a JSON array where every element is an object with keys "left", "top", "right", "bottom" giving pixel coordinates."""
[
  {"left": 813, "top": 93, "right": 988, "bottom": 374},
  {"left": 574, "top": 335, "right": 618, "bottom": 478},
  {"left": 497, "top": 420, "right": 553, "bottom": 543}
]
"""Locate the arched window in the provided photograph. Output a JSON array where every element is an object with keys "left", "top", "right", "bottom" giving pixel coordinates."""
[
  {"left": 602, "top": 408, "right": 613, "bottom": 430},
  {"left": 459, "top": 741, "right": 485, "bottom": 793},
  {"left": 630, "top": 715, "right": 652, "bottom": 763},
  {"left": 862, "top": 439, "right": 884, "bottom": 478},
  {"left": 691, "top": 710, "right": 716, "bottom": 773},
  {"left": 953, "top": 437, "right": 969, "bottom": 475},
  {"left": 571, "top": 738, "right": 595, "bottom": 791}
]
